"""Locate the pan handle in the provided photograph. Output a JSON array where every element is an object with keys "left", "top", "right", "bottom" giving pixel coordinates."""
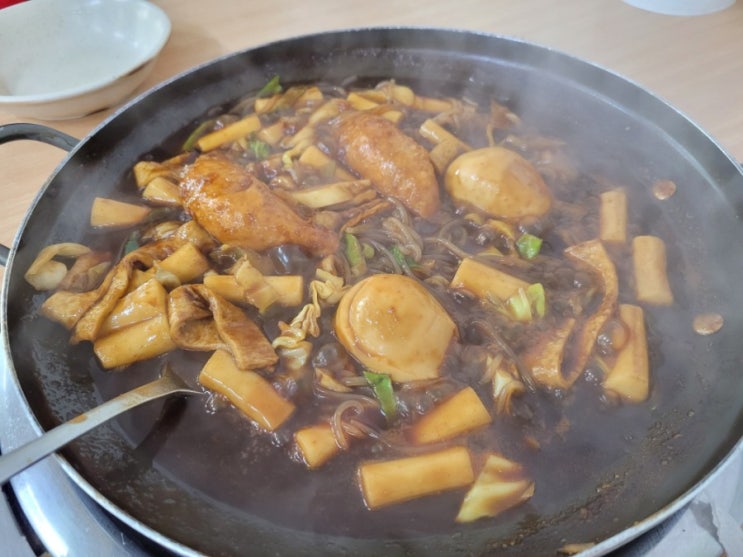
[
  {"left": 0, "top": 123, "right": 79, "bottom": 150},
  {"left": 0, "top": 123, "right": 80, "bottom": 267}
]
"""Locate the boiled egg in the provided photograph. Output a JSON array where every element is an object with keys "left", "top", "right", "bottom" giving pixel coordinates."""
[
  {"left": 334, "top": 274, "right": 456, "bottom": 383},
  {"left": 445, "top": 146, "right": 551, "bottom": 221}
]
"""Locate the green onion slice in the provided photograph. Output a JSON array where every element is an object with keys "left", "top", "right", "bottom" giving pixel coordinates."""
[
  {"left": 363, "top": 370, "right": 397, "bottom": 422},
  {"left": 181, "top": 119, "right": 213, "bottom": 151},
  {"left": 343, "top": 232, "right": 367, "bottom": 276},
  {"left": 526, "top": 283, "right": 546, "bottom": 318},
  {"left": 507, "top": 288, "right": 532, "bottom": 322},
  {"left": 516, "top": 233, "right": 542, "bottom": 260},
  {"left": 249, "top": 138, "right": 271, "bottom": 160},
  {"left": 257, "top": 75, "right": 282, "bottom": 98}
]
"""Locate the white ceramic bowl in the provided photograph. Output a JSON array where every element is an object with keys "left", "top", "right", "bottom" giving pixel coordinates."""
[{"left": 0, "top": 0, "right": 171, "bottom": 120}]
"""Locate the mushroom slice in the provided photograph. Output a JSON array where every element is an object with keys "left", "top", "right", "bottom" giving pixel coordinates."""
[
  {"left": 445, "top": 146, "right": 552, "bottom": 221},
  {"left": 335, "top": 274, "right": 456, "bottom": 383}
]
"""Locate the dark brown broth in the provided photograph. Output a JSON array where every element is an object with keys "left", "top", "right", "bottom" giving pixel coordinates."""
[{"left": 85, "top": 82, "right": 673, "bottom": 539}]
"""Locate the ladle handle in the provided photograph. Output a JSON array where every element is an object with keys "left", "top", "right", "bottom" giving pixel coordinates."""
[
  {"left": 0, "top": 123, "right": 80, "bottom": 267},
  {"left": 0, "top": 368, "right": 198, "bottom": 485}
]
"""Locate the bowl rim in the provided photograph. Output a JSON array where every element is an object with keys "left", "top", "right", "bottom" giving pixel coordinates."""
[{"left": 0, "top": 0, "right": 171, "bottom": 105}]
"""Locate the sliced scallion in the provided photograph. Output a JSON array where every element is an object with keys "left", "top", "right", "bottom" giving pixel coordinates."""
[
  {"left": 516, "top": 233, "right": 542, "bottom": 260},
  {"left": 249, "top": 138, "right": 271, "bottom": 160},
  {"left": 364, "top": 370, "right": 397, "bottom": 422},
  {"left": 181, "top": 120, "right": 213, "bottom": 151},
  {"left": 526, "top": 283, "right": 546, "bottom": 318},
  {"left": 257, "top": 75, "right": 282, "bottom": 98},
  {"left": 506, "top": 288, "right": 532, "bottom": 322},
  {"left": 344, "top": 232, "right": 367, "bottom": 276}
]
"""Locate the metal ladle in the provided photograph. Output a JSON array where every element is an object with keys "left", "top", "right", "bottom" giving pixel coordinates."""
[{"left": 0, "top": 365, "right": 200, "bottom": 484}]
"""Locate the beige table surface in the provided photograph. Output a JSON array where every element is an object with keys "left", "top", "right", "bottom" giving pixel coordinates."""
[{"left": 1, "top": 0, "right": 742, "bottom": 253}]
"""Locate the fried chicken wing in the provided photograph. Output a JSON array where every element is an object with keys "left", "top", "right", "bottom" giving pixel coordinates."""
[
  {"left": 333, "top": 113, "right": 440, "bottom": 218},
  {"left": 180, "top": 153, "right": 339, "bottom": 256}
]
